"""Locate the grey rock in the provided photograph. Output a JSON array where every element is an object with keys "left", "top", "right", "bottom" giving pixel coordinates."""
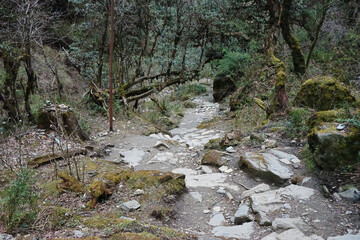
[
  {"left": 0, "top": 234, "right": 14, "bottom": 240},
  {"left": 272, "top": 217, "right": 309, "bottom": 231},
  {"left": 134, "top": 189, "right": 144, "bottom": 196},
  {"left": 154, "top": 141, "right": 170, "bottom": 149},
  {"left": 279, "top": 184, "right": 315, "bottom": 200},
  {"left": 201, "top": 165, "right": 213, "bottom": 174},
  {"left": 226, "top": 146, "right": 236, "bottom": 153},
  {"left": 265, "top": 139, "right": 278, "bottom": 148},
  {"left": 239, "top": 152, "right": 293, "bottom": 184},
  {"left": 234, "top": 203, "right": 253, "bottom": 225},
  {"left": 190, "top": 191, "right": 203, "bottom": 203},
  {"left": 225, "top": 191, "right": 234, "bottom": 202},
  {"left": 327, "top": 233, "right": 360, "bottom": 240},
  {"left": 338, "top": 187, "right": 360, "bottom": 202},
  {"left": 277, "top": 229, "right": 312, "bottom": 240},
  {"left": 267, "top": 149, "right": 301, "bottom": 167},
  {"left": 217, "top": 187, "right": 226, "bottom": 194},
  {"left": 122, "top": 200, "right": 141, "bottom": 211},
  {"left": 250, "top": 189, "right": 284, "bottom": 213},
  {"left": 240, "top": 183, "right": 271, "bottom": 200},
  {"left": 209, "top": 213, "right": 226, "bottom": 226},
  {"left": 256, "top": 211, "right": 271, "bottom": 226},
  {"left": 262, "top": 232, "right": 278, "bottom": 240},
  {"left": 212, "top": 222, "right": 255, "bottom": 239},
  {"left": 310, "top": 235, "right": 325, "bottom": 240},
  {"left": 74, "top": 230, "right": 84, "bottom": 238}
]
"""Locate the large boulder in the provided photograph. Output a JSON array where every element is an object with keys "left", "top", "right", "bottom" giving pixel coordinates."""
[
  {"left": 239, "top": 151, "right": 294, "bottom": 184},
  {"left": 213, "top": 73, "right": 237, "bottom": 102},
  {"left": 308, "top": 122, "right": 360, "bottom": 170},
  {"left": 294, "top": 76, "right": 356, "bottom": 111}
]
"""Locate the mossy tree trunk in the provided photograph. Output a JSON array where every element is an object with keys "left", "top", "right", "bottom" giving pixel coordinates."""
[{"left": 280, "top": 0, "right": 306, "bottom": 75}]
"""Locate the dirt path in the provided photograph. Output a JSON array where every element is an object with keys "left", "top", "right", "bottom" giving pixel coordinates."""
[{"left": 96, "top": 82, "right": 359, "bottom": 240}]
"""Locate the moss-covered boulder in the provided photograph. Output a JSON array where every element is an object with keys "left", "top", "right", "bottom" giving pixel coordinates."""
[
  {"left": 294, "top": 76, "right": 356, "bottom": 111},
  {"left": 308, "top": 122, "right": 360, "bottom": 170},
  {"left": 213, "top": 73, "right": 237, "bottom": 102},
  {"left": 307, "top": 109, "right": 348, "bottom": 128},
  {"left": 201, "top": 150, "right": 225, "bottom": 167}
]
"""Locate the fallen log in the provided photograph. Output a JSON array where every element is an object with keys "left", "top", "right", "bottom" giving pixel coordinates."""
[{"left": 27, "top": 148, "right": 87, "bottom": 168}]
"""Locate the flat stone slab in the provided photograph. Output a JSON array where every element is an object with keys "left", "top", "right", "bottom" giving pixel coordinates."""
[
  {"left": 250, "top": 185, "right": 315, "bottom": 214},
  {"left": 278, "top": 185, "right": 315, "bottom": 200},
  {"left": 122, "top": 200, "right": 140, "bottom": 212},
  {"left": 240, "top": 183, "right": 271, "bottom": 200},
  {"left": 240, "top": 152, "right": 293, "bottom": 184},
  {"left": 212, "top": 222, "right": 255, "bottom": 239},
  {"left": 209, "top": 213, "right": 226, "bottom": 226},
  {"left": 189, "top": 191, "right": 203, "bottom": 203},
  {"left": 268, "top": 149, "right": 301, "bottom": 167},
  {"left": 185, "top": 173, "right": 239, "bottom": 191},
  {"left": 272, "top": 217, "right": 309, "bottom": 231},
  {"left": 328, "top": 233, "right": 360, "bottom": 240}
]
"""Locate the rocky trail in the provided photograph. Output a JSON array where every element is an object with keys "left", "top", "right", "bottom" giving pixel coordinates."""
[{"left": 92, "top": 83, "right": 360, "bottom": 240}]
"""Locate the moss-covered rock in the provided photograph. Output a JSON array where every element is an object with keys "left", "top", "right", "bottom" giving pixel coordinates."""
[
  {"left": 307, "top": 109, "right": 348, "bottom": 128},
  {"left": 294, "top": 76, "right": 356, "bottom": 111},
  {"left": 204, "top": 138, "right": 222, "bottom": 150},
  {"left": 220, "top": 130, "right": 242, "bottom": 147},
  {"left": 89, "top": 180, "right": 112, "bottom": 208},
  {"left": 308, "top": 122, "right": 360, "bottom": 170},
  {"left": 201, "top": 150, "right": 225, "bottom": 167},
  {"left": 58, "top": 171, "right": 84, "bottom": 193}
]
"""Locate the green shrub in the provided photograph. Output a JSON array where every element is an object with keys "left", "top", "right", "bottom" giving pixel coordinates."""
[
  {"left": 176, "top": 83, "right": 207, "bottom": 100},
  {"left": 0, "top": 169, "right": 38, "bottom": 232},
  {"left": 286, "top": 108, "right": 311, "bottom": 138},
  {"left": 300, "top": 145, "right": 317, "bottom": 171}
]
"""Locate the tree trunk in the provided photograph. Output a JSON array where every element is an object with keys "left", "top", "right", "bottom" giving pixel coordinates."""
[
  {"left": 280, "top": 0, "right": 306, "bottom": 75},
  {"left": 1, "top": 56, "right": 21, "bottom": 120},
  {"left": 96, "top": 1, "right": 109, "bottom": 88},
  {"left": 24, "top": 42, "right": 37, "bottom": 122}
]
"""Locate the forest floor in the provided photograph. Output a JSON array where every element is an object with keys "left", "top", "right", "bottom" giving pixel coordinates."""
[{"left": 0, "top": 80, "right": 360, "bottom": 240}]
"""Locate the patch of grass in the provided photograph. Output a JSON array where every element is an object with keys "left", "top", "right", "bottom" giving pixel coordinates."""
[
  {"left": 300, "top": 145, "right": 317, "bottom": 171},
  {"left": 0, "top": 168, "right": 38, "bottom": 232},
  {"left": 233, "top": 103, "right": 266, "bottom": 133}
]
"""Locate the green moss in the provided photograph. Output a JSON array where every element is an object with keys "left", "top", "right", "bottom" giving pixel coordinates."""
[
  {"left": 295, "top": 76, "right": 356, "bottom": 111},
  {"left": 83, "top": 216, "right": 188, "bottom": 239},
  {"left": 58, "top": 171, "right": 84, "bottom": 193},
  {"left": 204, "top": 138, "right": 222, "bottom": 150},
  {"left": 110, "top": 232, "right": 160, "bottom": 240},
  {"left": 89, "top": 180, "right": 108, "bottom": 198},
  {"left": 197, "top": 117, "right": 220, "bottom": 129},
  {"left": 201, "top": 150, "right": 224, "bottom": 167},
  {"left": 307, "top": 109, "right": 348, "bottom": 128},
  {"left": 40, "top": 179, "right": 62, "bottom": 197},
  {"left": 308, "top": 122, "right": 360, "bottom": 170}
]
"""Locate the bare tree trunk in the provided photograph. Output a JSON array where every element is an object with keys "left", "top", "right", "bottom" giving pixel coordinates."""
[{"left": 96, "top": 0, "right": 109, "bottom": 88}]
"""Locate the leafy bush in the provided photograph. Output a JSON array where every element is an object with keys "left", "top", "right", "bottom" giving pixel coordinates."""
[
  {"left": 214, "top": 49, "right": 253, "bottom": 84},
  {"left": 286, "top": 108, "right": 311, "bottom": 138},
  {"left": 0, "top": 169, "right": 38, "bottom": 232},
  {"left": 176, "top": 83, "right": 207, "bottom": 100}
]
